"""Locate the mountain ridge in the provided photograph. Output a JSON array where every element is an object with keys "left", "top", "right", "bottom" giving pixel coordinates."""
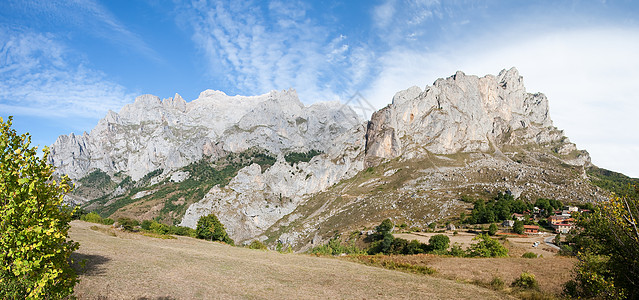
[{"left": 50, "top": 68, "right": 609, "bottom": 248}]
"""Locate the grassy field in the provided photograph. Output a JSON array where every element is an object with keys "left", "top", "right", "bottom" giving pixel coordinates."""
[{"left": 69, "top": 221, "right": 511, "bottom": 299}]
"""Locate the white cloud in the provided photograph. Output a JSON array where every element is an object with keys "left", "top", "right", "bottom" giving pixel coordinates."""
[
  {"left": 365, "top": 26, "right": 639, "bottom": 177},
  {"left": 0, "top": 28, "right": 136, "bottom": 119},
  {"left": 179, "top": 0, "right": 373, "bottom": 103},
  {"left": 2, "top": 0, "right": 162, "bottom": 61}
]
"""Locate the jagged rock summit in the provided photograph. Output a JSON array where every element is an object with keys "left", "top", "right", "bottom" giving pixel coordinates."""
[
  {"left": 365, "top": 67, "right": 588, "bottom": 166},
  {"left": 49, "top": 89, "right": 362, "bottom": 181}
]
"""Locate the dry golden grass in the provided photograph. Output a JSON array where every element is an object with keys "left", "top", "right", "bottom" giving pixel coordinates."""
[
  {"left": 69, "top": 221, "right": 511, "bottom": 299},
  {"left": 350, "top": 254, "right": 575, "bottom": 296}
]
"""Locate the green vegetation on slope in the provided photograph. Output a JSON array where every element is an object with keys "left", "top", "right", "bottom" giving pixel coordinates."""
[
  {"left": 81, "top": 148, "right": 277, "bottom": 224},
  {"left": 587, "top": 166, "right": 639, "bottom": 198},
  {"left": 284, "top": 150, "right": 322, "bottom": 165}
]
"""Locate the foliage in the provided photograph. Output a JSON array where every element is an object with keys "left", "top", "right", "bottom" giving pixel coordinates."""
[
  {"left": 429, "top": 234, "right": 450, "bottom": 252},
  {"left": 563, "top": 252, "right": 623, "bottom": 299},
  {"left": 563, "top": 191, "right": 638, "bottom": 299},
  {"left": 467, "top": 234, "right": 508, "bottom": 257},
  {"left": 512, "top": 272, "right": 539, "bottom": 290},
  {"left": 534, "top": 198, "right": 564, "bottom": 217},
  {"left": 448, "top": 243, "right": 466, "bottom": 257},
  {"left": 78, "top": 169, "right": 116, "bottom": 190},
  {"left": 488, "top": 223, "right": 498, "bottom": 236},
  {"left": 587, "top": 166, "right": 639, "bottom": 199},
  {"left": 284, "top": 150, "right": 322, "bottom": 165},
  {"left": 376, "top": 218, "right": 394, "bottom": 235},
  {"left": 513, "top": 220, "right": 524, "bottom": 234},
  {"left": 248, "top": 240, "right": 268, "bottom": 250},
  {"left": 464, "top": 192, "right": 541, "bottom": 224},
  {"left": 0, "top": 116, "right": 79, "bottom": 298},
  {"left": 196, "top": 214, "right": 234, "bottom": 245},
  {"left": 309, "top": 235, "right": 364, "bottom": 255},
  {"left": 117, "top": 217, "right": 139, "bottom": 231},
  {"left": 80, "top": 212, "right": 114, "bottom": 225},
  {"left": 522, "top": 252, "right": 538, "bottom": 258}
]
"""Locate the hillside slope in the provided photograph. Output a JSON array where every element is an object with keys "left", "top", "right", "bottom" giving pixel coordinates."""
[{"left": 69, "top": 221, "right": 509, "bottom": 299}]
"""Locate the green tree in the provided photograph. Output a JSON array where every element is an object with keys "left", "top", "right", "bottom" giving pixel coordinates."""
[
  {"left": 513, "top": 220, "right": 524, "bottom": 234},
  {"left": 429, "top": 234, "right": 450, "bottom": 252},
  {"left": 196, "top": 213, "right": 234, "bottom": 245},
  {"left": 564, "top": 192, "right": 638, "bottom": 299},
  {"left": 0, "top": 116, "right": 79, "bottom": 298},
  {"left": 376, "top": 218, "right": 394, "bottom": 235},
  {"left": 488, "top": 223, "right": 498, "bottom": 236},
  {"left": 467, "top": 234, "right": 508, "bottom": 257}
]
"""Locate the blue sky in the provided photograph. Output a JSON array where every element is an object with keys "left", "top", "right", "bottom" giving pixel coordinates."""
[{"left": 1, "top": 0, "right": 638, "bottom": 177}]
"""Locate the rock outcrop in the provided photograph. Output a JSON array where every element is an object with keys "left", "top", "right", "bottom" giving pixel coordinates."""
[
  {"left": 365, "top": 68, "right": 589, "bottom": 166},
  {"left": 50, "top": 89, "right": 361, "bottom": 181}
]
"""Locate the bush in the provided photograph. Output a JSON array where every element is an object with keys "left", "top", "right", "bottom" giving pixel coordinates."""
[
  {"left": 196, "top": 214, "right": 234, "bottom": 245},
  {"left": 81, "top": 212, "right": 103, "bottom": 223},
  {"left": 522, "top": 252, "right": 538, "bottom": 258},
  {"left": 512, "top": 272, "right": 539, "bottom": 290},
  {"left": 467, "top": 234, "right": 508, "bottom": 257},
  {"left": 490, "top": 276, "right": 505, "bottom": 290},
  {"left": 449, "top": 243, "right": 466, "bottom": 257},
  {"left": 488, "top": 223, "right": 498, "bottom": 236},
  {"left": 117, "top": 217, "right": 139, "bottom": 231},
  {"left": 0, "top": 116, "right": 79, "bottom": 298},
  {"left": 248, "top": 240, "right": 268, "bottom": 250},
  {"left": 429, "top": 234, "right": 450, "bottom": 252},
  {"left": 141, "top": 220, "right": 153, "bottom": 231}
]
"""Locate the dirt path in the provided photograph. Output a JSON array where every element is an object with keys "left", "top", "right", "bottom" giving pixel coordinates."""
[{"left": 69, "top": 221, "right": 510, "bottom": 299}]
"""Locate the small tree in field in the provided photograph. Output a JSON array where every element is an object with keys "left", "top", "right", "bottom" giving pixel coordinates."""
[
  {"left": 196, "top": 213, "right": 234, "bottom": 245},
  {"left": 0, "top": 117, "right": 78, "bottom": 298}
]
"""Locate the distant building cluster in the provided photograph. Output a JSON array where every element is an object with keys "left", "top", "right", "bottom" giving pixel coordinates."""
[{"left": 501, "top": 205, "right": 590, "bottom": 234}]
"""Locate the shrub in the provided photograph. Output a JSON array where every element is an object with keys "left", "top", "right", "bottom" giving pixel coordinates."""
[
  {"left": 522, "top": 252, "right": 538, "bottom": 259},
  {"left": 429, "top": 234, "right": 450, "bottom": 252},
  {"left": 81, "top": 212, "right": 103, "bottom": 223},
  {"left": 117, "top": 217, "right": 139, "bottom": 231},
  {"left": 512, "top": 272, "right": 539, "bottom": 290},
  {"left": 449, "top": 243, "right": 466, "bottom": 257},
  {"left": 490, "top": 276, "right": 505, "bottom": 290},
  {"left": 248, "top": 240, "right": 268, "bottom": 250},
  {"left": 467, "top": 234, "right": 508, "bottom": 257},
  {"left": 141, "top": 220, "right": 153, "bottom": 231},
  {"left": 488, "top": 223, "right": 498, "bottom": 236},
  {"left": 0, "top": 117, "right": 79, "bottom": 298}
]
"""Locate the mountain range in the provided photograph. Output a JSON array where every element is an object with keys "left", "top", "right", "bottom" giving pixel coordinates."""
[{"left": 49, "top": 68, "right": 611, "bottom": 249}]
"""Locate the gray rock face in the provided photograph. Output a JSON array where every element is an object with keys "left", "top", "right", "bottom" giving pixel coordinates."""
[
  {"left": 179, "top": 123, "right": 366, "bottom": 241},
  {"left": 49, "top": 89, "right": 361, "bottom": 181},
  {"left": 365, "top": 68, "right": 588, "bottom": 165}
]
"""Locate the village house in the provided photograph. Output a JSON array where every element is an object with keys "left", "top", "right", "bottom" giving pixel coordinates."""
[
  {"left": 511, "top": 213, "right": 526, "bottom": 221},
  {"left": 523, "top": 225, "right": 539, "bottom": 234},
  {"left": 502, "top": 220, "right": 514, "bottom": 227},
  {"left": 548, "top": 215, "right": 575, "bottom": 233}
]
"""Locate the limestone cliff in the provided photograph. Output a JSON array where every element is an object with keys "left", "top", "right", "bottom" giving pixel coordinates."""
[{"left": 365, "top": 68, "right": 589, "bottom": 166}]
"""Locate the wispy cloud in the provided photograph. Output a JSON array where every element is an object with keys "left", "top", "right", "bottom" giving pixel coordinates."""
[
  {"left": 0, "top": 27, "right": 136, "bottom": 119},
  {"left": 177, "top": 0, "right": 373, "bottom": 103},
  {"left": 1, "top": 0, "right": 162, "bottom": 62}
]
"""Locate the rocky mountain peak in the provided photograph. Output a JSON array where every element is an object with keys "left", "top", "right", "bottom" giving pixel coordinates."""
[
  {"left": 365, "top": 67, "right": 579, "bottom": 164},
  {"left": 49, "top": 88, "right": 362, "bottom": 181}
]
